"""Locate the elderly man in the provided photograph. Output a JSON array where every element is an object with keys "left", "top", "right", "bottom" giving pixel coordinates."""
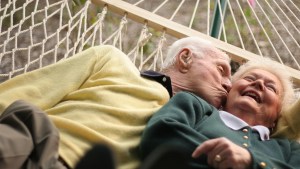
[{"left": 0, "top": 36, "right": 231, "bottom": 169}]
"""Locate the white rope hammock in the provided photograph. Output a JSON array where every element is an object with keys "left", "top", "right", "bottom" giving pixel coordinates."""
[{"left": 1, "top": 0, "right": 300, "bottom": 88}]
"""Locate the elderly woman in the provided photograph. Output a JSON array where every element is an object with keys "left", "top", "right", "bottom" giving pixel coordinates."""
[{"left": 139, "top": 57, "right": 300, "bottom": 169}]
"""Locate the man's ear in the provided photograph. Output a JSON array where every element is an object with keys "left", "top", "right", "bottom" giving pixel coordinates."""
[{"left": 177, "top": 48, "right": 192, "bottom": 73}]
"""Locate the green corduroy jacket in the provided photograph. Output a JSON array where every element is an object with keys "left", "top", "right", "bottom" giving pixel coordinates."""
[{"left": 140, "top": 91, "right": 300, "bottom": 169}]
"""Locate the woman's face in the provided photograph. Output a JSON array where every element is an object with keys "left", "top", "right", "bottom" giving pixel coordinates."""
[{"left": 224, "top": 69, "right": 283, "bottom": 128}]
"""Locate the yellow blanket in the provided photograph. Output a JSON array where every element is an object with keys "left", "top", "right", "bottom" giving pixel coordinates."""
[
  {"left": 272, "top": 99, "right": 300, "bottom": 141},
  {"left": 0, "top": 45, "right": 170, "bottom": 169}
]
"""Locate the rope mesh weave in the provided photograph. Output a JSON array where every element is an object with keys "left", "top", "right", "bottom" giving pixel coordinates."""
[
  {"left": 0, "top": 0, "right": 170, "bottom": 82},
  {"left": 0, "top": 0, "right": 299, "bottom": 90}
]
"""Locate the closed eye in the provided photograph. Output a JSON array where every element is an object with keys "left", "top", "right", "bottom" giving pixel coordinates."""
[
  {"left": 266, "top": 84, "right": 277, "bottom": 93},
  {"left": 244, "top": 76, "right": 255, "bottom": 82},
  {"left": 217, "top": 66, "right": 224, "bottom": 74}
]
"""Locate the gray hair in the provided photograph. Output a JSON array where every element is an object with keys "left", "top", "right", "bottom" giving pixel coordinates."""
[
  {"left": 232, "top": 57, "right": 295, "bottom": 112},
  {"left": 162, "top": 37, "right": 229, "bottom": 70}
]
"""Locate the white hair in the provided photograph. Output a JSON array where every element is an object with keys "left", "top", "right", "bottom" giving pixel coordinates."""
[
  {"left": 162, "top": 37, "right": 228, "bottom": 70},
  {"left": 232, "top": 57, "right": 295, "bottom": 112}
]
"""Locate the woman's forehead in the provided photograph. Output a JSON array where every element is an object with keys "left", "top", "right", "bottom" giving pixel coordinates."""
[
  {"left": 242, "top": 69, "right": 283, "bottom": 90},
  {"left": 243, "top": 69, "right": 278, "bottom": 80}
]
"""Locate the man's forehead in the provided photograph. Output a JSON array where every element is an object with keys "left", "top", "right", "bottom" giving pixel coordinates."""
[
  {"left": 210, "top": 54, "right": 231, "bottom": 64},
  {"left": 203, "top": 48, "right": 229, "bottom": 60},
  {"left": 217, "top": 52, "right": 230, "bottom": 61}
]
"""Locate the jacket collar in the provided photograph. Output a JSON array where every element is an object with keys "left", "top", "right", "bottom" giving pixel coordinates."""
[
  {"left": 140, "top": 70, "right": 173, "bottom": 98},
  {"left": 219, "top": 110, "right": 270, "bottom": 141}
]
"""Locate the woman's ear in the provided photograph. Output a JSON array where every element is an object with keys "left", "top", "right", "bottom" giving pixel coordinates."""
[{"left": 177, "top": 48, "right": 192, "bottom": 73}]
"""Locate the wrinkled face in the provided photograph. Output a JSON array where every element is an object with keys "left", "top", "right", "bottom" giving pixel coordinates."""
[
  {"left": 189, "top": 52, "right": 231, "bottom": 109},
  {"left": 225, "top": 69, "right": 283, "bottom": 127}
]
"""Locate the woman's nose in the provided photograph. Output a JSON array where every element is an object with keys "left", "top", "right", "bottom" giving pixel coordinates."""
[{"left": 253, "top": 79, "right": 264, "bottom": 90}]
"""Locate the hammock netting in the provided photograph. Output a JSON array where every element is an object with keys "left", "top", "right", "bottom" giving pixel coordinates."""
[{"left": 0, "top": 0, "right": 299, "bottom": 92}]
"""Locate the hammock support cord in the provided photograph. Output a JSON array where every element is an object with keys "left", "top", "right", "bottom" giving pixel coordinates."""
[{"left": 0, "top": 0, "right": 299, "bottom": 88}]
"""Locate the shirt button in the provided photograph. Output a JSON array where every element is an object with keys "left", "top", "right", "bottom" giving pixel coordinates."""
[
  {"left": 243, "top": 136, "right": 249, "bottom": 139},
  {"left": 259, "top": 162, "right": 267, "bottom": 168},
  {"left": 242, "top": 128, "right": 248, "bottom": 133},
  {"left": 242, "top": 143, "right": 248, "bottom": 147},
  {"left": 162, "top": 77, "right": 167, "bottom": 82}
]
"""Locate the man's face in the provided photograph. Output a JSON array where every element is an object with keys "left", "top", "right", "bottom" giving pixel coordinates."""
[
  {"left": 225, "top": 69, "right": 283, "bottom": 127},
  {"left": 189, "top": 52, "right": 231, "bottom": 109}
]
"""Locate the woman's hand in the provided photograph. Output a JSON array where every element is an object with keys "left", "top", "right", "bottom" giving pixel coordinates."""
[{"left": 192, "top": 137, "right": 252, "bottom": 169}]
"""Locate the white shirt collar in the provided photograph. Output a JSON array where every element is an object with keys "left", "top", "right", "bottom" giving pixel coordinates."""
[{"left": 219, "top": 110, "right": 270, "bottom": 141}]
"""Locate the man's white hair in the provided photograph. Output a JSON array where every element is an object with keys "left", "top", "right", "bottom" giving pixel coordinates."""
[{"left": 162, "top": 37, "right": 225, "bottom": 70}]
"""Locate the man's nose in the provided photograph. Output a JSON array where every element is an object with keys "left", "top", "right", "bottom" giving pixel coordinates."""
[{"left": 222, "top": 78, "right": 232, "bottom": 92}]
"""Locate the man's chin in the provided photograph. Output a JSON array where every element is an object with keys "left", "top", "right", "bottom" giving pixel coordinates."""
[
  {"left": 211, "top": 100, "right": 222, "bottom": 109},
  {"left": 210, "top": 97, "right": 225, "bottom": 108}
]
